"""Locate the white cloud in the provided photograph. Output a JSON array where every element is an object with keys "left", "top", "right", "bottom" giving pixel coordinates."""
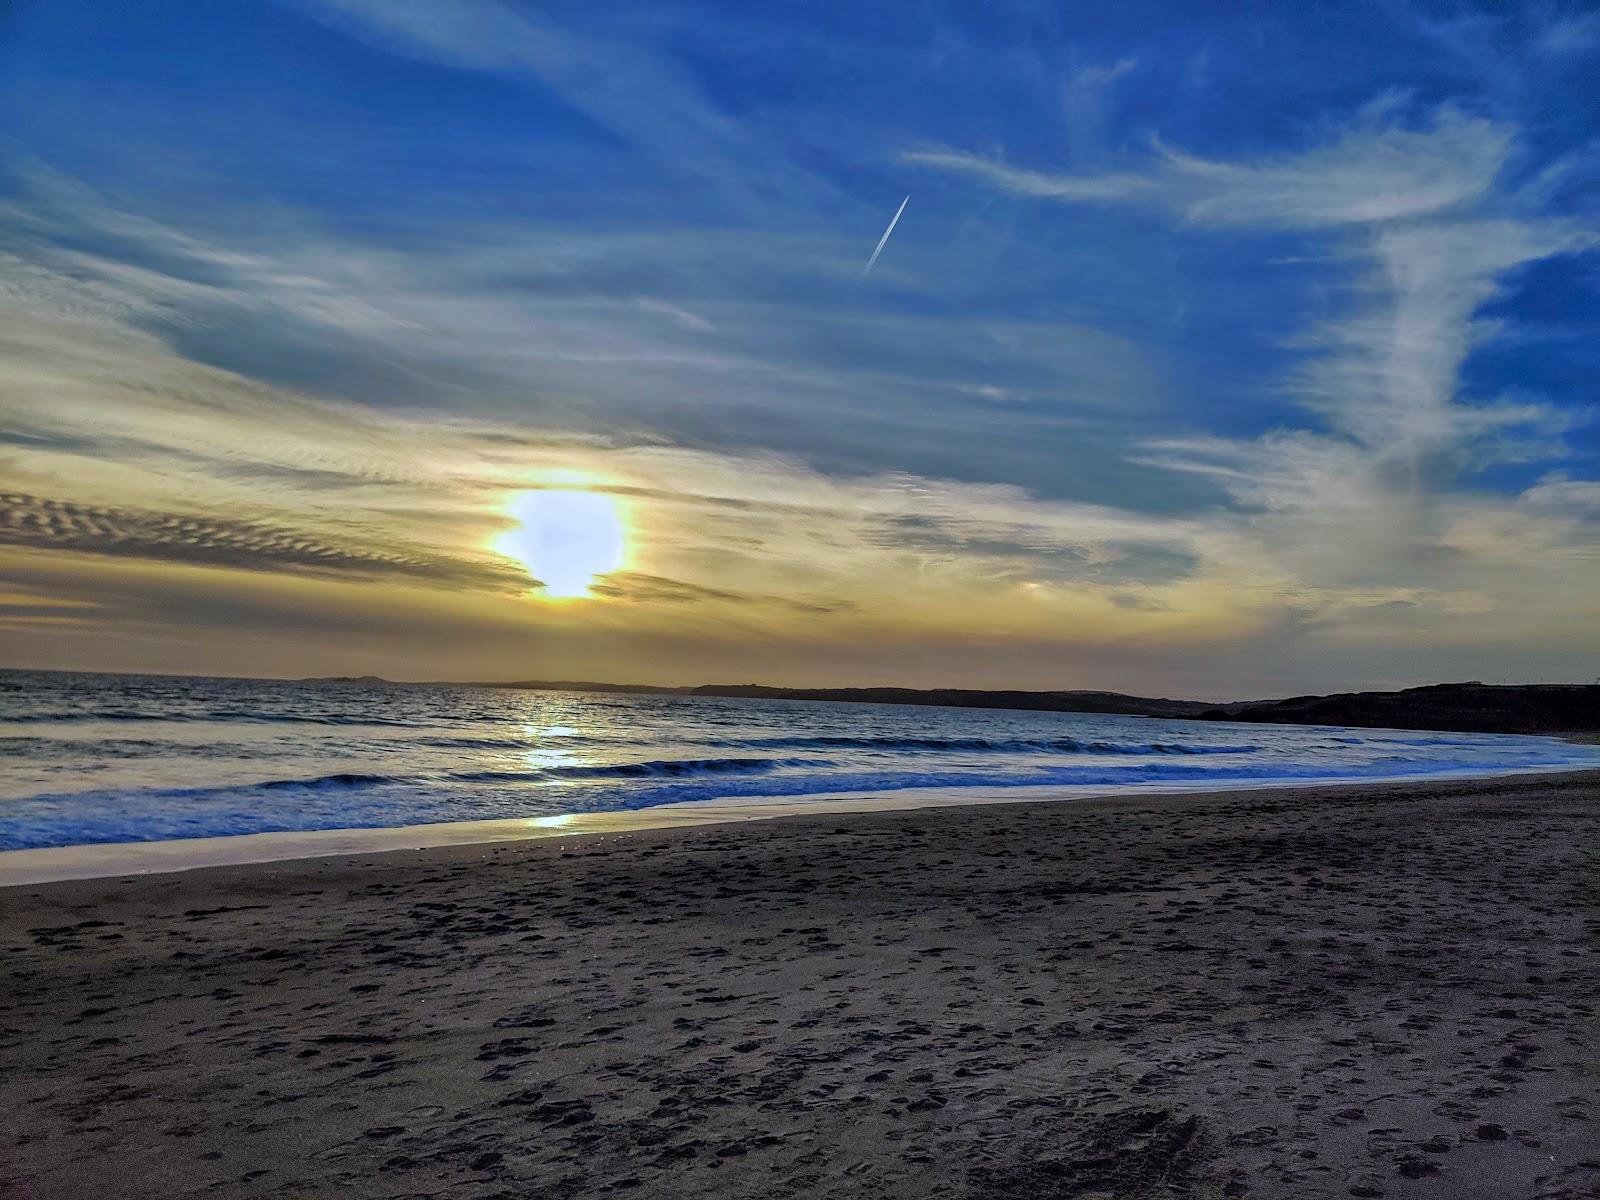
[
  {"left": 284, "top": 0, "right": 834, "bottom": 211},
  {"left": 0, "top": 155, "right": 1177, "bottom": 509},
  {"left": 902, "top": 149, "right": 1153, "bottom": 201},
  {"left": 1062, "top": 56, "right": 1138, "bottom": 167},
  {"left": 914, "top": 98, "right": 1599, "bottom": 669},
  {"left": 1522, "top": 473, "right": 1600, "bottom": 513},
  {"left": 1162, "top": 110, "right": 1513, "bottom": 227},
  {"left": 912, "top": 102, "right": 1594, "bottom": 470},
  {"left": 1288, "top": 217, "right": 1592, "bottom": 457},
  {"left": 5, "top": 99, "right": 1598, "bottom": 689},
  {"left": 909, "top": 108, "right": 1515, "bottom": 228},
  {"left": 1534, "top": 10, "right": 1600, "bottom": 55}
]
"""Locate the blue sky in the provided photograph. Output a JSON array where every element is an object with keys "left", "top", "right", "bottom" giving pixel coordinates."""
[{"left": 1, "top": 0, "right": 1597, "bottom": 692}]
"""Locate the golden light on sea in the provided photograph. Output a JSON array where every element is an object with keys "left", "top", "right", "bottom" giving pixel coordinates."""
[{"left": 493, "top": 488, "right": 627, "bottom": 599}]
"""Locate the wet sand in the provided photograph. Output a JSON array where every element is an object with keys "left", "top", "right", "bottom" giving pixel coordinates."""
[{"left": 2, "top": 771, "right": 1597, "bottom": 1199}]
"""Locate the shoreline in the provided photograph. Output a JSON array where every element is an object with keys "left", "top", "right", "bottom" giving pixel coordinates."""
[
  {"left": 4, "top": 758, "right": 1599, "bottom": 888},
  {"left": 4, "top": 769, "right": 1596, "bottom": 1198}
]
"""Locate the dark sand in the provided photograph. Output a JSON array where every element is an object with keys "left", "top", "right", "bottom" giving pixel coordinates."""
[{"left": 2, "top": 772, "right": 1597, "bottom": 1199}]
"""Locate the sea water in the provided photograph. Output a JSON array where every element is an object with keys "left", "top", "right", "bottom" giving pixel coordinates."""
[{"left": 2, "top": 669, "right": 1597, "bottom": 851}]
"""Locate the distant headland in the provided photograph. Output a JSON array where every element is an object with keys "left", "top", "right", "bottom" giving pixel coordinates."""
[{"left": 292, "top": 675, "right": 1599, "bottom": 737}]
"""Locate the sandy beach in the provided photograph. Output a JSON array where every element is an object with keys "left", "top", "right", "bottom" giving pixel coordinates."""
[{"left": 3, "top": 771, "right": 1597, "bottom": 1199}]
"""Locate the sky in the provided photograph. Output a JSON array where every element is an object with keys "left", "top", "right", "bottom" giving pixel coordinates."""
[{"left": 1, "top": 0, "right": 1598, "bottom": 697}]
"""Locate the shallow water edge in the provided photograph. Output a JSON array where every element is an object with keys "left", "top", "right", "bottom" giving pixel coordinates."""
[{"left": 5, "top": 760, "right": 1596, "bottom": 888}]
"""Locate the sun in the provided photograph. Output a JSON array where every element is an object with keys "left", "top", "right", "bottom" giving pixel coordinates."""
[{"left": 493, "top": 489, "right": 626, "bottom": 599}]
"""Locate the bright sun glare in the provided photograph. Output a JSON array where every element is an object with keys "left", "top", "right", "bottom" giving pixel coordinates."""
[{"left": 494, "top": 489, "right": 626, "bottom": 599}]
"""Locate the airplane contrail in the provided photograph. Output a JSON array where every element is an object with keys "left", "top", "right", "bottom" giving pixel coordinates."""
[{"left": 861, "top": 194, "right": 909, "bottom": 277}]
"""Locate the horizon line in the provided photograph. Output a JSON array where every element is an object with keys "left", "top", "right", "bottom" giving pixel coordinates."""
[{"left": 1, "top": 662, "right": 1587, "bottom": 708}]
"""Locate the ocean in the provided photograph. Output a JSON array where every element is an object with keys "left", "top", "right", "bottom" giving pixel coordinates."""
[{"left": 3, "top": 669, "right": 1597, "bottom": 852}]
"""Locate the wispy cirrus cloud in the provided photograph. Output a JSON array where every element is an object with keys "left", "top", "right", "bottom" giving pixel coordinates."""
[
  {"left": 913, "top": 100, "right": 1594, "bottom": 491},
  {"left": 912, "top": 94, "right": 1598, "bottom": 674},
  {"left": 3, "top": 1, "right": 1597, "bottom": 692},
  {"left": 0, "top": 154, "right": 1180, "bottom": 508},
  {"left": 1536, "top": 11, "right": 1600, "bottom": 54},
  {"left": 908, "top": 106, "right": 1515, "bottom": 228},
  {"left": 283, "top": 0, "right": 836, "bottom": 209}
]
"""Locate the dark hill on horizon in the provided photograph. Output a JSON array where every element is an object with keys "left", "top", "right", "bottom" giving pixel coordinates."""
[
  {"left": 414, "top": 677, "right": 1597, "bottom": 736},
  {"left": 679, "top": 684, "right": 1214, "bottom": 720},
  {"left": 1202, "top": 682, "right": 1598, "bottom": 736}
]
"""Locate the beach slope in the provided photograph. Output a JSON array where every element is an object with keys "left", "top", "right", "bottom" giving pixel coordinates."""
[{"left": 3, "top": 772, "right": 1597, "bottom": 1198}]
